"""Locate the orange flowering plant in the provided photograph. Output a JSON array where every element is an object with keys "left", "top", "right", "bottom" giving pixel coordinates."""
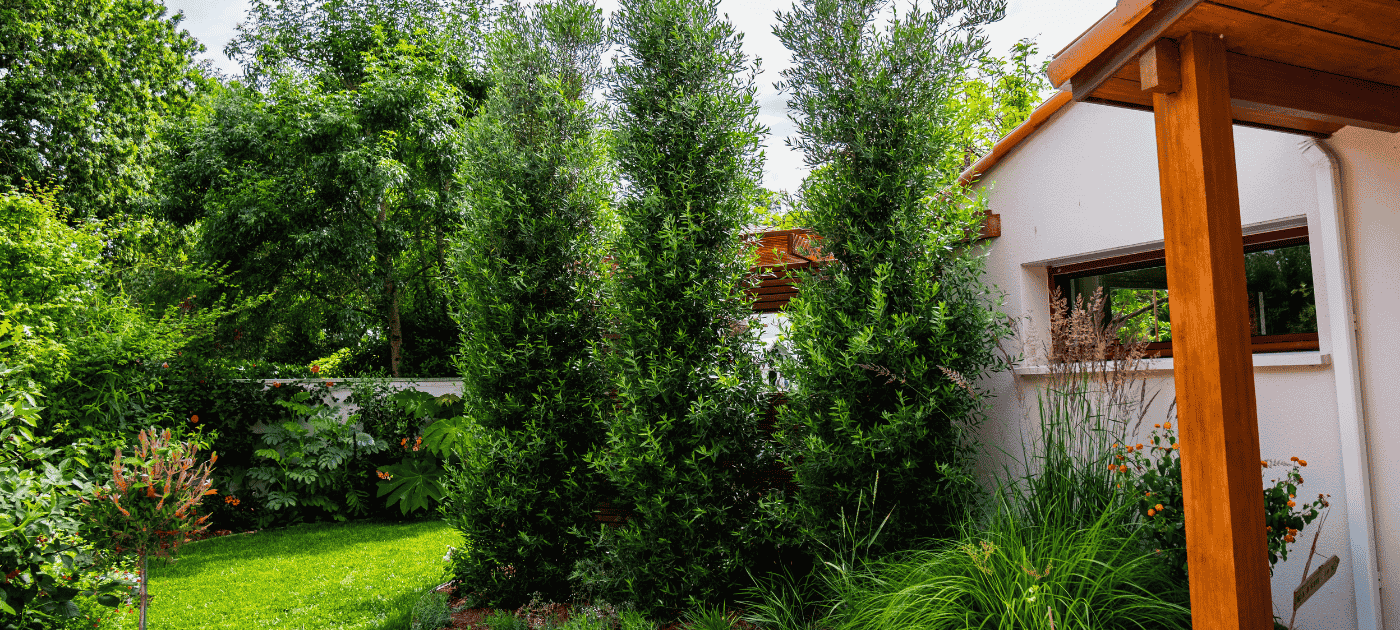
[
  {"left": 79, "top": 427, "right": 217, "bottom": 630},
  {"left": 1115, "top": 421, "right": 1327, "bottom": 581}
]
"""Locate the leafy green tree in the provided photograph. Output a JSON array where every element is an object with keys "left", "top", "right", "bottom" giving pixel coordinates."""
[
  {"left": 163, "top": 28, "right": 479, "bottom": 376},
  {"left": 584, "top": 0, "right": 773, "bottom": 612},
  {"left": 0, "top": 0, "right": 207, "bottom": 219},
  {"left": 440, "top": 0, "right": 610, "bottom": 606},
  {"left": 943, "top": 38, "right": 1052, "bottom": 173},
  {"left": 226, "top": 0, "right": 489, "bottom": 91},
  {"left": 772, "top": 0, "right": 1011, "bottom": 551}
]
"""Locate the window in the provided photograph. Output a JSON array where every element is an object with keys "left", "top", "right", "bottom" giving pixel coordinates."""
[{"left": 1047, "top": 227, "right": 1318, "bottom": 355}]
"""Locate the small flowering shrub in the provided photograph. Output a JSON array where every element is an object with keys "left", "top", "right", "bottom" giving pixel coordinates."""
[
  {"left": 1114, "top": 421, "right": 1328, "bottom": 580},
  {"left": 78, "top": 426, "right": 219, "bottom": 630}
]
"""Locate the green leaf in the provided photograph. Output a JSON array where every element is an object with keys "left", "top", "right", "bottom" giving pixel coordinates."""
[{"left": 375, "top": 458, "right": 445, "bottom": 515}]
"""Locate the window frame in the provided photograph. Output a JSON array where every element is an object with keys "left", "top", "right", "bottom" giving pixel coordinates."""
[{"left": 1045, "top": 226, "right": 1319, "bottom": 357}]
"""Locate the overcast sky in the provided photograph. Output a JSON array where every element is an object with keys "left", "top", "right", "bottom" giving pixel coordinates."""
[{"left": 161, "top": 0, "right": 1115, "bottom": 192}]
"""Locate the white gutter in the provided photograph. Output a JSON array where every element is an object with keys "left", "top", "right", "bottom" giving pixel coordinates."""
[{"left": 1300, "top": 138, "right": 1383, "bottom": 630}]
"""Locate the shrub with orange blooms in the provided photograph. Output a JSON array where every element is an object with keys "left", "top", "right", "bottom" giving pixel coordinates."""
[
  {"left": 1115, "top": 421, "right": 1328, "bottom": 582},
  {"left": 79, "top": 427, "right": 218, "bottom": 630}
]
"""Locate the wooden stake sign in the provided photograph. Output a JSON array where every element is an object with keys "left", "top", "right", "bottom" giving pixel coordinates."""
[{"left": 1293, "top": 555, "right": 1340, "bottom": 611}]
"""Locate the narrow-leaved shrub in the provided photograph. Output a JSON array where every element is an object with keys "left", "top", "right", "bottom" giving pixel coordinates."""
[
  {"left": 772, "top": 0, "right": 1011, "bottom": 552},
  {"left": 443, "top": 0, "right": 611, "bottom": 606},
  {"left": 586, "top": 0, "right": 773, "bottom": 612}
]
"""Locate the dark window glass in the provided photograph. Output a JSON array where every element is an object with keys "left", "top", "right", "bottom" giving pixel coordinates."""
[{"left": 1050, "top": 232, "right": 1318, "bottom": 353}]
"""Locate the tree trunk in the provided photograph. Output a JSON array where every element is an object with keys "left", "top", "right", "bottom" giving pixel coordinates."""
[
  {"left": 138, "top": 552, "right": 149, "bottom": 630},
  {"left": 388, "top": 278, "right": 403, "bottom": 378}
]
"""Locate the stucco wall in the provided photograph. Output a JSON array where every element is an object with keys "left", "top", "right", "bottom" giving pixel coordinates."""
[
  {"left": 1327, "top": 126, "right": 1400, "bottom": 626},
  {"left": 971, "top": 100, "right": 1363, "bottom": 628}
]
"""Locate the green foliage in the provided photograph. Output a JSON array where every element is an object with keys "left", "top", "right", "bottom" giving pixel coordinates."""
[
  {"left": 942, "top": 38, "right": 1052, "bottom": 174},
  {"left": 442, "top": 0, "right": 611, "bottom": 607},
  {"left": 245, "top": 391, "right": 386, "bottom": 526},
  {"left": 743, "top": 377, "right": 1191, "bottom": 630},
  {"left": 410, "top": 588, "right": 453, "bottom": 630},
  {"left": 1116, "top": 423, "right": 1329, "bottom": 581},
  {"left": 165, "top": 22, "right": 482, "bottom": 376},
  {"left": 772, "top": 0, "right": 1011, "bottom": 552},
  {"left": 583, "top": 0, "right": 775, "bottom": 614},
  {"left": 0, "top": 0, "right": 209, "bottom": 218},
  {"left": 0, "top": 189, "right": 235, "bottom": 443},
  {"left": 0, "top": 370, "right": 128, "bottom": 629},
  {"left": 373, "top": 390, "right": 463, "bottom": 516},
  {"left": 377, "top": 455, "right": 446, "bottom": 516},
  {"left": 227, "top": 0, "right": 490, "bottom": 91}
]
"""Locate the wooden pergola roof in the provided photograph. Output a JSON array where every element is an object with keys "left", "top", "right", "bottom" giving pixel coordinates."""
[
  {"left": 1048, "top": 0, "right": 1400, "bottom": 136},
  {"left": 1037, "top": 3, "right": 1398, "bottom": 630}
]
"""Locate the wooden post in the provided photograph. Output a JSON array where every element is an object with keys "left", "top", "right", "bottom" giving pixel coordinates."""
[{"left": 1149, "top": 32, "right": 1272, "bottom": 629}]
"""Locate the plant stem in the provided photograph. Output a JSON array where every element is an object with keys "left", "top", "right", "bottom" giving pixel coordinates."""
[{"left": 139, "top": 552, "right": 149, "bottom": 630}]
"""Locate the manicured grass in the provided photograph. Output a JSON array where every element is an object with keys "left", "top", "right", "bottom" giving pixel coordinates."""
[{"left": 101, "top": 519, "right": 460, "bottom": 630}]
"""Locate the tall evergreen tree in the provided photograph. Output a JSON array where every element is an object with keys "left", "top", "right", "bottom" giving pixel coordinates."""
[
  {"left": 772, "top": 0, "right": 1011, "bottom": 551},
  {"left": 585, "top": 0, "right": 772, "bottom": 612},
  {"left": 441, "top": 0, "right": 610, "bottom": 606}
]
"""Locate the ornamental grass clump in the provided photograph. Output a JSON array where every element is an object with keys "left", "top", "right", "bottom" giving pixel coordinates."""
[{"left": 81, "top": 427, "right": 216, "bottom": 630}]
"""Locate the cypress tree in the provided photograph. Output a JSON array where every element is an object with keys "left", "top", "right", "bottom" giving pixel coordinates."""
[
  {"left": 585, "top": 0, "right": 772, "bottom": 612},
  {"left": 772, "top": 0, "right": 1011, "bottom": 551},
  {"left": 442, "top": 0, "right": 610, "bottom": 605}
]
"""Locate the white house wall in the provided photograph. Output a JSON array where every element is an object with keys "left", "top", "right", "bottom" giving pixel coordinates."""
[
  {"left": 972, "top": 100, "right": 1365, "bottom": 629},
  {"left": 1326, "top": 125, "right": 1400, "bottom": 627}
]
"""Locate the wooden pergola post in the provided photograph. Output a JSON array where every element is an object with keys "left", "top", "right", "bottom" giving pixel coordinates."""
[{"left": 1147, "top": 32, "right": 1272, "bottom": 629}]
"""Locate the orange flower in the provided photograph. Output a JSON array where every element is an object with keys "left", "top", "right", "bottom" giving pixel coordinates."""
[
  {"left": 1135, "top": 444, "right": 1143, "bottom": 450},
  {"left": 1155, "top": 503, "right": 1164, "bottom": 511},
  {"left": 311, "top": 365, "right": 321, "bottom": 374},
  {"left": 190, "top": 414, "right": 199, "bottom": 424},
  {"left": 1118, "top": 465, "right": 1129, "bottom": 474},
  {"left": 1147, "top": 508, "right": 1156, "bottom": 517},
  {"left": 1154, "top": 423, "right": 1161, "bottom": 429},
  {"left": 1287, "top": 500, "right": 1296, "bottom": 508},
  {"left": 326, "top": 381, "right": 335, "bottom": 387},
  {"left": 274, "top": 382, "right": 282, "bottom": 388},
  {"left": 204, "top": 489, "right": 218, "bottom": 496},
  {"left": 1299, "top": 459, "right": 1308, "bottom": 467},
  {"left": 1162, "top": 422, "right": 1171, "bottom": 430}
]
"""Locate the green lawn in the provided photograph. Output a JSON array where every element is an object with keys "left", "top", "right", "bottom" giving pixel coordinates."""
[{"left": 100, "top": 519, "right": 461, "bottom": 630}]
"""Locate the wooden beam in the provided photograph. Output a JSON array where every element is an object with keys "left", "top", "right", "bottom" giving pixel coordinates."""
[
  {"left": 1226, "top": 52, "right": 1400, "bottom": 133},
  {"left": 1151, "top": 31, "right": 1272, "bottom": 630},
  {"left": 1046, "top": 0, "right": 1157, "bottom": 88},
  {"left": 1068, "top": 0, "right": 1204, "bottom": 101},
  {"left": 1166, "top": 3, "right": 1400, "bottom": 89},
  {"left": 1140, "top": 39, "right": 1182, "bottom": 93}
]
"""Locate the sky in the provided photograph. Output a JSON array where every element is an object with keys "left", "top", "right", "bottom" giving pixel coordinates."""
[{"left": 161, "top": 0, "right": 1116, "bottom": 192}]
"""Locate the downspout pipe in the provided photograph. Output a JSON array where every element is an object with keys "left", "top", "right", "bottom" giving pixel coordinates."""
[{"left": 1300, "top": 138, "right": 1383, "bottom": 630}]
